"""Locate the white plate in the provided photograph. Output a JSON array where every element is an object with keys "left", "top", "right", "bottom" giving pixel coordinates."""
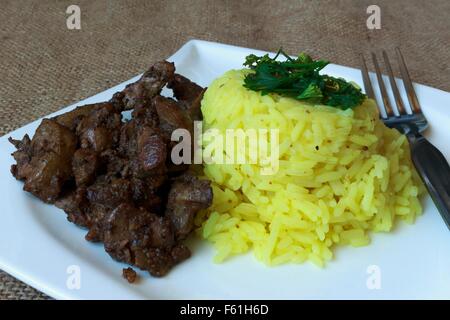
[{"left": 1, "top": 40, "right": 450, "bottom": 300}]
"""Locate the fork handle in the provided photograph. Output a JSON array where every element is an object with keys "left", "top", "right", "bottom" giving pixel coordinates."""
[{"left": 407, "top": 132, "right": 450, "bottom": 230}]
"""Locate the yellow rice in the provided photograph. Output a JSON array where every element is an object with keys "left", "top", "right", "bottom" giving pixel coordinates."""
[{"left": 195, "top": 69, "right": 424, "bottom": 267}]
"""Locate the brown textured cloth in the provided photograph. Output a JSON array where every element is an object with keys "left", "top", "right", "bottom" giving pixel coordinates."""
[{"left": 0, "top": 0, "right": 448, "bottom": 300}]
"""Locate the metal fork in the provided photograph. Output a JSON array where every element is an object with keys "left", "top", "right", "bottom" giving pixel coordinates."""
[{"left": 361, "top": 48, "right": 450, "bottom": 230}]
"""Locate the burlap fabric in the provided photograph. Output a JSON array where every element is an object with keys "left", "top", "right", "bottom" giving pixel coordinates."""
[{"left": 0, "top": 0, "right": 448, "bottom": 300}]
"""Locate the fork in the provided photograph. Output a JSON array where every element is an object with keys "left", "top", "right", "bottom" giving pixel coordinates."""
[{"left": 360, "top": 48, "right": 450, "bottom": 230}]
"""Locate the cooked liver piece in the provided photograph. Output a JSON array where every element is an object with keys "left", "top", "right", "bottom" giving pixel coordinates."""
[
  {"left": 10, "top": 119, "right": 77, "bottom": 203},
  {"left": 165, "top": 174, "right": 213, "bottom": 240},
  {"left": 111, "top": 61, "right": 175, "bottom": 111},
  {"left": 72, "top": 148, "right": 99, "bottom": 186},
  {"left": 122, "top": 267, "right": 137, "bottom": 283}
]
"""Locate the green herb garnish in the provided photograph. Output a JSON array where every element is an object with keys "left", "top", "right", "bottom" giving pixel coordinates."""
[{"left": 243, "top": 49, "right": 365, "bottom": 109}]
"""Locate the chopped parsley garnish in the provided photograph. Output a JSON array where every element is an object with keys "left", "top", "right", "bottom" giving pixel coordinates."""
[{"left": 243, "top": 49, "right": 366, "bottom": 109}]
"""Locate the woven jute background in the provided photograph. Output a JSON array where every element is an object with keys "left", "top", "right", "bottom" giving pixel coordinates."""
[{"left": 0, "top": 0, "right": 448, "bottom": 300}]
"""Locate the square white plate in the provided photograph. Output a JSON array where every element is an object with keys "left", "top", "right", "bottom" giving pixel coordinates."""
[{"left": 1, "top": 40, "right": 450, "bottom": 300}]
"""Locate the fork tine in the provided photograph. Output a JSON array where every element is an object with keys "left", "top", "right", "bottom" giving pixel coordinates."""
[
  {"left": 382, "top": 50, "right": 406, "bottom": 115},
  {"left": 395, "top": 48, "right": 421, "bottom": 114},
  {"left": 371, "top": 52, "right": 394, "bottom": 117},
  {"left": 360, "top": 54, "right": 375, "bottom": 100}
]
